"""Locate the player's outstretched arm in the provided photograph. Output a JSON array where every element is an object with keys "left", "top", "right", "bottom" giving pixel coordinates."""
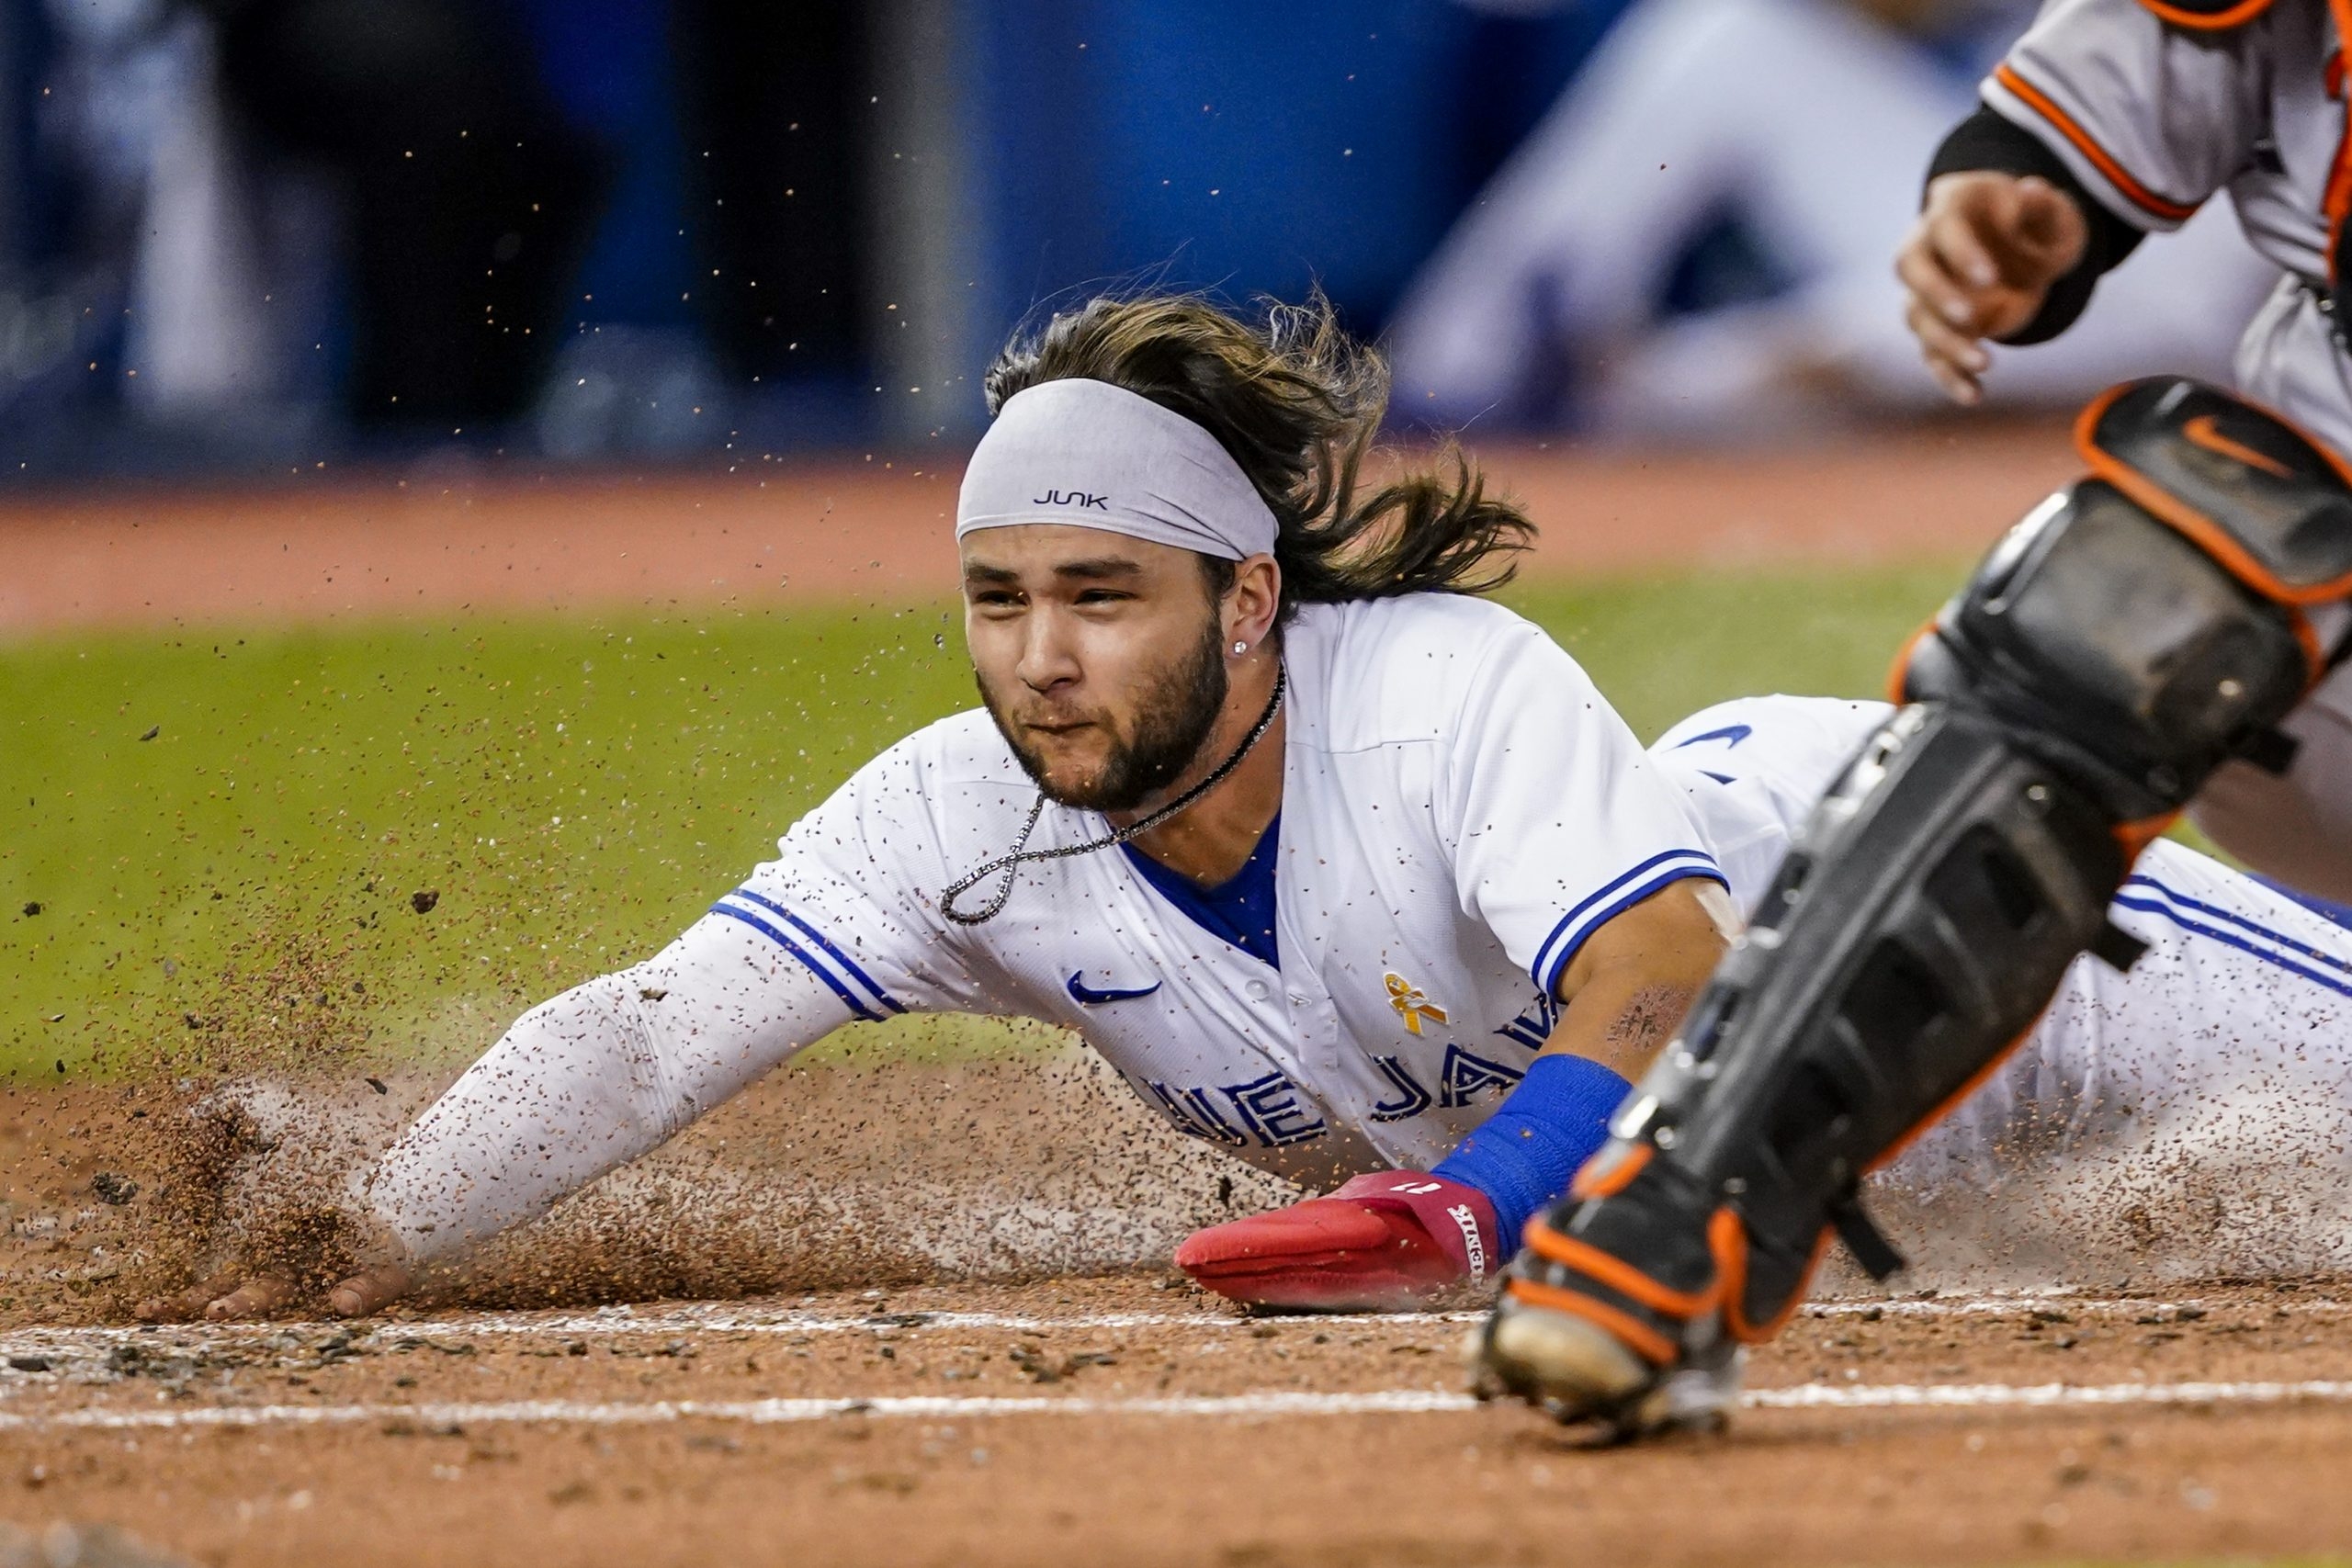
[
  {"left": 1539, "top": 878, "right": 1732, "bottom": 1080},
  {"left": 1897, "top": 172, "right": 2089, "bottom": 406},
  {"left": 137, "top": 911, "right": 870, "bottom": 1322}
]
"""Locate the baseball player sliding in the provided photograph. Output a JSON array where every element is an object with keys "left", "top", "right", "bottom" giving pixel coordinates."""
[
  {"left": 145, "top": 292, "right": 1737, "bottom": 1322},
  {"left": 151, "top": 299, "right": 2352, "bottom": 1347}
]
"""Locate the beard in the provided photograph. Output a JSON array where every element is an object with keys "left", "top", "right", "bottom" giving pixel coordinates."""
[{"left": 979, "top": 616, "right": 1231, "bottom": 813}]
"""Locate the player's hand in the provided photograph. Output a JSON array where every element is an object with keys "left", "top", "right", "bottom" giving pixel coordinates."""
[
  {"left": 134, "top": 1261, "right": 414, "bottom": 1323},
  {"left": 1896, "top": 171, "right": 2089, "bottom": 406},
  {"left": 1174, "top": 1171, "right": 1501, "bottom": 1312}
]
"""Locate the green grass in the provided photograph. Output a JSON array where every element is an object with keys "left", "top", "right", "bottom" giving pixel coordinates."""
[
  {"left": 1517, "top": 564, "right": 1959, "bottom": 741},
  {"left": 0, "top": 562, "right": 1965, "bottom": 1077}
]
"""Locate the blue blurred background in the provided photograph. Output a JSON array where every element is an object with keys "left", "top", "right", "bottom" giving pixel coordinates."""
[{"left": 0, "top": 0, "right": 2271, "bottom": 480}]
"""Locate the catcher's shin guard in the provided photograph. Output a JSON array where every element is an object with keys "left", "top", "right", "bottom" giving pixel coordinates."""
[{"left": 1477, "top": 378, "right": 2352, "bottom": 1435}]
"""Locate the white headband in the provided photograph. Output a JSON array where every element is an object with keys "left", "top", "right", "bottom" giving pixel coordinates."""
[{"left": 955, "top": 378, "right": 1278, "bottom": 561}]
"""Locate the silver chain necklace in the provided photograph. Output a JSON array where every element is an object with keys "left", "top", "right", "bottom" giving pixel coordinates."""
[{"left": 939, "top": 666, "right": 1287, "bottom": 925}]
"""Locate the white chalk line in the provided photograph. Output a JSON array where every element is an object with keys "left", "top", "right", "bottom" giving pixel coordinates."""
[
  {"left": 445, "top": 1306, "right": 1482, "bottom": 1337},
  {"left": 6, "top": 1377, "right": 2352, "bottom": 1433},
  {"left": 0, "top": 1307, "right": 1476, "bottom": 1365},
  {"left": 1747, "top": 1379, "right": 2352, "bottom": 1411},
  {"left": 0, "top": 1290, "right": 2319, "bottom": 1366}
]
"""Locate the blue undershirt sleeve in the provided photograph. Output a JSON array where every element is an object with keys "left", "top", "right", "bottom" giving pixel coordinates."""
[{"left": 1431, "top": 1054, "right": 1633, "bottom": 1245}]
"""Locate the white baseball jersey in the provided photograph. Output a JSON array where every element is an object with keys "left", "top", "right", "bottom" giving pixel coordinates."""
[
  {"left": 1654, "top": 694, "right": 2352, "bottom": 1197},
  {"left": 365, "top": 671, "right": 2352, "bottom": 1268},
  {"left": 1982, "top": 0, "right": 2352, "bottom": 452},
  {"left": 365, "top": 593, "right": 1724, "bottom": 1258},
  {"left": 719, "top": 592, "right": 1721, "bottom": 1184}
]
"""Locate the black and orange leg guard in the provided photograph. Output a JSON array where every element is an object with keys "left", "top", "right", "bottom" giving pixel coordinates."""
[{"left": 1476, "top": 378, "right": 2352, "bottom": 1437}]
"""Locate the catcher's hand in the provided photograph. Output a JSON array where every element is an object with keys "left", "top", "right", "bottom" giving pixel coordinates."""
[
  {"left": 1897, "top": 171, "right": 2089, "bottom": 406},
  {"left": 134, "top": 1262, "right": 413, "bottom": 1323}
]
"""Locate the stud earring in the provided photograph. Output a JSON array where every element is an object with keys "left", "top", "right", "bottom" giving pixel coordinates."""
[{"left": 1232, "top": 641, "right": 1248, "bottom": 656}]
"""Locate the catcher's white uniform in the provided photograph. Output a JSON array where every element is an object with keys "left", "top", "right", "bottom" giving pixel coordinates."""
[{"left": 365, "top": 592, "right": 1724, "bottom": 1260}]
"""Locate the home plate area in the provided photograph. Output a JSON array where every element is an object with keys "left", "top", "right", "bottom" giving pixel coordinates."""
[{"left": 5, "top": 1277, "right": 2352, "bottom": 1567}]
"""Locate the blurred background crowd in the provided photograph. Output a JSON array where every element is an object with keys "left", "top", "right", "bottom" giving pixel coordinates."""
[{"left": 0, "top": 0, "right": 2276, "bottom": 480}]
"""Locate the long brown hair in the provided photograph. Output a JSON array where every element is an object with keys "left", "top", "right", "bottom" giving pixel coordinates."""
[{"left": 981, "top": 292, "right": 1535, "bottom": 617}]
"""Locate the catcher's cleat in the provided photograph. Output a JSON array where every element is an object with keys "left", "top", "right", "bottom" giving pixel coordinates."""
[
  {"left": 1471, "top": 1291, "right": 1745, "bottom": 1439},
  {"left": 1469, "top": 1146, "right": 1747, "bottom": 1437},
  {"left": 1474, "top": 1291, "right": 1653, "bottom": 1424}
]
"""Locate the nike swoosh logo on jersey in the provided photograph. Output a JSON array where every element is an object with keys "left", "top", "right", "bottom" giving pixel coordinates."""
[
  {"left": 1672, "top": 723, "right": 1752, "bottom": 750},
  {"left": 2183, "top": 413, "right": 2291, "bottom": 479},
  {"left": 1066, "top": 972, "right": 1163, "bottom": 1006}
]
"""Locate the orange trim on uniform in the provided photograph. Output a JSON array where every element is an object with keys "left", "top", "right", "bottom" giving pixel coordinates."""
[
  {"left": 1503, "top": 1277, "right": 1680, "bottom": 1367},
  {"left": 2326, "top": 0, "right": 2352, "bottom": 280},
  {"left": 2182, "top": 413, "right": 2294, "bottom": 477},
  {"left": 1887, "top": 618, "right": 1939, "bottom": 705},
  {"left": 1865, "top": 1018, "right": 2045, "bottom": 1177},
  {"left": 2071, "top": 387, "right": 2352, "bottom": 612},
  {"left": 2068, "top": 381, "right": 2129, "bottom": 454},
  {"left": 2290, "top": 608, "right": 2328, "bottom": 679},
  {"left": 1710, "top": 1208, "right": 1836, "bottom": 1344},
  {"left": 1521, "top": 1218, "right": 1717, "bottom": 1319},
  {"left": 2075, "top": 379, "right": 2352, "bottom": 498},
  {"left": 2086, "top": 438, "right": 2352, "bottom": 623},
  {"left": 2113, "top": 808, "right": 2183, "bottom": 864},
  {"left": 2132, "top": 0, "right": 2275, "bottom": 29},
  {"left": 1567, "top": 1142, "right": 1651, "bottom": 1201},
  {"left": 1991, "top": 65, "right": 2199, "bottom": 223},
  {"left": 2189, "top": 381, "right": 2352, "bottom": 492}
]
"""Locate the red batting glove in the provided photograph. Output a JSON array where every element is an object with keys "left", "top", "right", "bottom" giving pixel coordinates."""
[{"left": 1173, "top": 1170, "right": 1503, "bottom": 1313}]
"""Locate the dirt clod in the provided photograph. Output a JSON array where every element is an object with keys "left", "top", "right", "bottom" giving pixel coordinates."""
[{"left": 91, "top": 1173, "right": 138, "bottom": 1206}]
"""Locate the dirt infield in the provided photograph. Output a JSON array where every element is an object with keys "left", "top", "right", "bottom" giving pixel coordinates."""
[
  {"left": 5, "top": 1052, "right": 2352, "bottom": 1566},
  {"left": 6, "top": 1279, "right": 2352, "bottom": 1567},
  {"left": 0, "top": 421, "right": 2068, "bottom": 634}
]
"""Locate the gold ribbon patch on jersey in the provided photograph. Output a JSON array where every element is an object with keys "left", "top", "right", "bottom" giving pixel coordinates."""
[{"left": 1385, "top": 972, "right": 1449, "bottom": 1035}]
